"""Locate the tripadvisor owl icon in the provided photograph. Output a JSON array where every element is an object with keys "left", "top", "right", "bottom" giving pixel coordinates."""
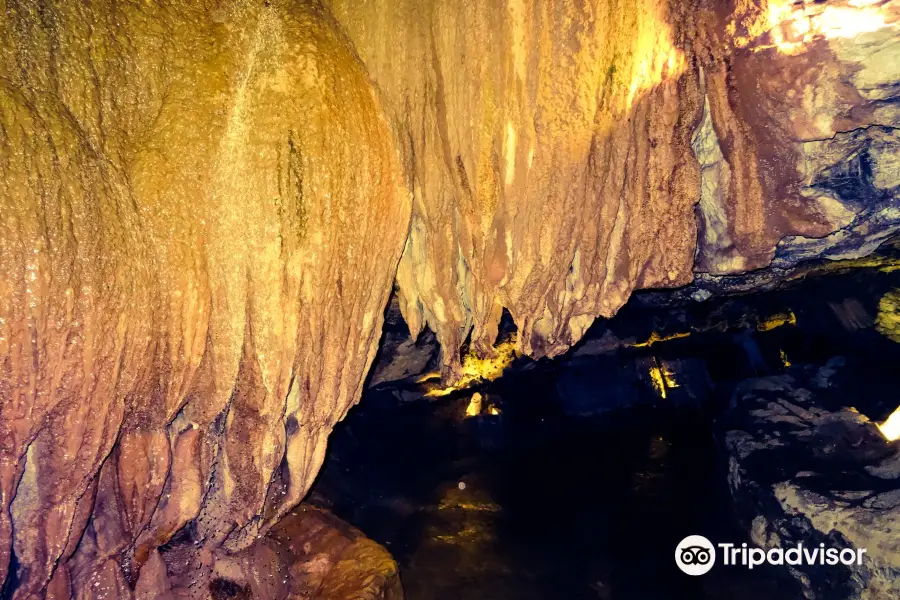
[{"left": 676, "top": 535, "right": 716, "bottom": 575}]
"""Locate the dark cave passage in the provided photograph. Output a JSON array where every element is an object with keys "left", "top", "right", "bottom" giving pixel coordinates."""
[
  {"left": 313, "top": 402, "right": 787, "bottom": 599},
  {"left": 310, "top": 255, "right": 900, "bottom": 600}
]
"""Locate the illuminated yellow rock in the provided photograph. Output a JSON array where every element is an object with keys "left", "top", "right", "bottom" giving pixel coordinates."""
[
  {"left": 633, "top": 331, "right": 691, "bottom": 349},
  {"left": 2, "top": 0, "right": 900, "bottom": 596},
  {"left": 757, "top": 310, "right": 798, "bottom": 332},
  {"left": 328, "top": 0, "right": 700, "bottom": 377},
  {"left": 465, "top": 393, "right": 484, "bottom": 418},
  {"left": 780, "top": 350, "right": 792, "bottom": 368},
  {"left": 328, "top": 0, "right": 900, "bottom": 380},
  {"left": 0, "top": 1, "right": 409, "bottom": 595},
  {"left": 876, "top": 289, "right": 900, "bottom": 343},
  {"left": 649, "top": 360, "right": 680, "bottom": 399},
  {"left": 426, "top": 339, "right": 519, "bottom": 398}
]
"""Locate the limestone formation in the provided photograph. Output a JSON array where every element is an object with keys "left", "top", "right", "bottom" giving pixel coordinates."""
[
  {"left": 1, "top": 0, "right": 899, "bottom": 597},
  {"left": 328, "top": 0, "right": 900, "bottom": 377},
  {"left": 329, "top": 0, "right": 703, "bottom": 372},
  {"left": 0, "top": 1, "right": 408, "bottom": 596}
]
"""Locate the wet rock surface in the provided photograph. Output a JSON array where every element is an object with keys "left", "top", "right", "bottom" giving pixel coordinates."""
[{"left": 723, "top": 361, "right": 900, "bottom": 600}]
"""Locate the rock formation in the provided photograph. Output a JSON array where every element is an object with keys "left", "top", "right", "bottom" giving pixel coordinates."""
[
  {"left": 329, "top": 0, "right": 900, "bottom": 377},
  {"left": 329, "top": 0, "right": 704, "bottom": 369},
  {"left": 1, "top": 0, "right": 899, "bottom": 597},
  {"left": 724, "top": 360, "right": 900, "bottom": 599},
  {"left": 0, "top": 1, "right": 409, "bottom": 596}
]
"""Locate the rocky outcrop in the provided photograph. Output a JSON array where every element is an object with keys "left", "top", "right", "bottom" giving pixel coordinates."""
[
  {"left": 876, "top": 288, "right": 900, "bottom": 342},
  {"left": 327, "top": 0, "right": 900, "bottom": 377},
  {"left": 166, "top": 505, "right": 403, "bottom": 600},
  {"left": 0, "top": 1, "right": 409, "bottom": 596},
  {"left": 723, "top": 361, "right": 900, "bottom": 599}
]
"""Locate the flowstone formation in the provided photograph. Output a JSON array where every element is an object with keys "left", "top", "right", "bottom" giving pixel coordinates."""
[
  {"left": 1, "top": 0, "right": 900, "bottom": 597},
  {"left": 0, "top": 1, "right": 409, "bottom": 597},
  {"left": 328, "top": 0, "right": 900, "bottom": 377}
]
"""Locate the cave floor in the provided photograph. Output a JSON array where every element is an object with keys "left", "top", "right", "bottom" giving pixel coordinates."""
[{"left": 310, "top": 261, "right": 900, "bottom": 600}]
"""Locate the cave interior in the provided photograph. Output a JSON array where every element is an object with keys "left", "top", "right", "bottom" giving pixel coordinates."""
[{"left": 1, "top": 0, "right": 900, "bottom": 599}]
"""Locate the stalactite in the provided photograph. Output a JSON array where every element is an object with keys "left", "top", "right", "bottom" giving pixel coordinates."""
[
  {"left": 328, "top": 0, "right": 900, "bottom": 377},
  {"left": 0, "top": 0, "right": 409, "bottom": 595}
]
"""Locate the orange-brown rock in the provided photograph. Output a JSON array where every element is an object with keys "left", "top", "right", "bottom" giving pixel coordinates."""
[
  {"left": 0, "top": 0, "right": 408, "bottom": 596},
  {"left": 327, "top": 0, "right": 900, "bottom": 376},
  {"left": 161, "top": 505, "right": 402, "bottom": 600},
  {"left": 328, "top": 0, "right": 703, "bottom": 372},
  {"left": 2, "top": 0, "right": 899, "bottom": 597}
]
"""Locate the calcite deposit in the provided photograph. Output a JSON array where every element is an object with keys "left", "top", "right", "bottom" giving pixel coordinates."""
[
  {"left": 0, "top": 1, "right": 408, "bottom": 597},
  {"left": 329, "top": 0, "right": 704, "bottom": 369},
  {"left": 1, "top": 0, "right": 899, "bottom": 597},
  {"left": 330, "top": 0, "right": 900, "bottom": 377}
]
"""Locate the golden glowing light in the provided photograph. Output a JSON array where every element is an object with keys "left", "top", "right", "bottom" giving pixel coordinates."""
[
  {"left": 416, "top": 372, "right": 442, "bottom": 384},
  {"left": 819, "top": 5, "right": 889, "bottom": 37},
  {"left": 465, "top": 392, "right": 484, "bottom": 417},
  {"left": 757, "top": 310, "right": 797, "bottom": 332},
  {"left": 622, "top": 6, "right": 686, "bottom": 110},
  {"left": 488, "top": 405, "right": 501, "bottom": 416},
  {"left": 425, "top": 339, "right": 518, "bottom": 397},
  {"left": 878, "top": 406, "right": 900, "bottom": 441},
  {"left": 740, "top": 0, "right": 897, "bottom": 55},
  {"left": 780, "top": 349, "right": 792, "bottom": 368},
  {"left": 649, "top": 360, "right": 679, "bottom": 399},
  {"left": 633, "top": 330, "right": 690, "bottom": 349}
]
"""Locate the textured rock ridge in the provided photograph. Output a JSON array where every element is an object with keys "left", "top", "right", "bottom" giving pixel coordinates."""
[
  {"left": 0, "top": 1, "right": 409, "bottom": 596},
  {"left": 329, "top": 0, "right": 704, "bottom": 372},
  {"left": 724, "top": 362, "right": 900, "bottom": 599},
  {"left": 327, "top": 0, "right": 900, "bottom": 377}
]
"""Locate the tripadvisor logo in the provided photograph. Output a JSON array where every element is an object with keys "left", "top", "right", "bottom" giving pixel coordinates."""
[
  {"left": 675, "top": 535, "right": 867, "bottom": 576},
  {"left": 675, "top": 535, "right": 716, "bottom": 575}
]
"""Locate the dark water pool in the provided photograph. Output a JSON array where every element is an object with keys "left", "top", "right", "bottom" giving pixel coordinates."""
[
  {"left": 312, "top": 394, "right": 800, "bottom": 599},
  {"left": 310, "top": 260, "right": 900, "bottom": 599}
]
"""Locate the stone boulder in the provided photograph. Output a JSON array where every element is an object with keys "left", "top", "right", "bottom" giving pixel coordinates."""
[
  {"left": 723, "top": 360, "right": 900, "bottom": 599},
  {"left": 162, "top": 505, "right": 403, "bottom": 600}
]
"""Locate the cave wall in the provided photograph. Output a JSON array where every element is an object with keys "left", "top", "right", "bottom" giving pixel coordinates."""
[
  {"left": 327, "top": 0, "right": 900, "bottom": 376},
  {"left": 0, "top": 1, "right": 409, "bottom": 596},
  {"left": 0, "top": 0, "right": 899, "bottom": 597},
  {"left": 328, "top": 0, "right": 705, "bottom": 370}
]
